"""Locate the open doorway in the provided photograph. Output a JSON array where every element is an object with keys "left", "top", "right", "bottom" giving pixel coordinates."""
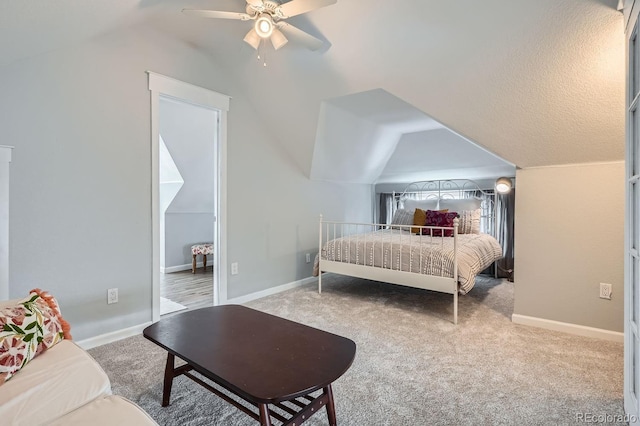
[
  {"left": 148, "top": 72, "right": 229, "bottom": 323},
  {"left": 159, "top": 96, "right": 217, "bottom": 315}
]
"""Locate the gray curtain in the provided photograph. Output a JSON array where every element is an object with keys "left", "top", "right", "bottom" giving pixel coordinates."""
[
  {"left": 464, "top": 188, "right": 514, "bottom": 279},
  {"left": 378, "top": 193, "right": 395, "bottom": 225},
  {"left": 379, "top": 192, "right": 427, "bottom": 224},
  {"left": 495, "top": 189, "right": 515, "bottom": 281}
]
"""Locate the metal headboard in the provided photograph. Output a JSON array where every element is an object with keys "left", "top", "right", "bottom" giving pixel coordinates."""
[{"left": 392, "top": 179, "right": 496, "bottom": 236}]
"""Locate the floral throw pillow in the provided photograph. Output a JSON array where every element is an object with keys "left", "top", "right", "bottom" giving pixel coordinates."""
[
  {"left": 422, "top": 210, "right": 459, "bottom": 237},
  {"left": 0, "top": 289, "right": 71, "bottom": 385}
]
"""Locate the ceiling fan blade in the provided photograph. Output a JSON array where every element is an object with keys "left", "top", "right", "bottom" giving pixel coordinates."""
[
  {"left": 182, "top": 9, "right": 252, "bottom": 21},
  {"left": 246, "top": 0, "right": 264, "bottom": 7},
  {"left": 277, "top": 0, "right": 337, "bottom": 18},
  {"left": 277, "top": 22, "right": 323, "bottom": 51}
]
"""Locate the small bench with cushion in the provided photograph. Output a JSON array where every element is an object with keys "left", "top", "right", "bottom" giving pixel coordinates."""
[{"left": 191, "top": 243, "right": 213, "bottom": 273}]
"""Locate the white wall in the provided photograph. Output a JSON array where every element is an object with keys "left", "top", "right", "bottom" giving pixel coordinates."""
[
  {"left": 225, "top": 96, "right": 372, "bottom": 298},
  {"left": 513, "top": 162, "right": 624, "bottom": 332},
  {"left": 0, "top": 26, "right": 371, "bottom": 340}
]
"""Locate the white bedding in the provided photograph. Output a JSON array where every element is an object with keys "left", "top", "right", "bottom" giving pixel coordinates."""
[{"left": 314, "top": 229, "right": 502, "bottom": 294}]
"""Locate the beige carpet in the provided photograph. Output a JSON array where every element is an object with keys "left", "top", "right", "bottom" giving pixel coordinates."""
[{"left": 89, "top": 274, "right": 624, "bottom": 425}]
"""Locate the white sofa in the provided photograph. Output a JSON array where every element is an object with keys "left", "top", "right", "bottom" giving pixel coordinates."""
[{"left": 0, "top": 301, "right": 157, "bottom": 426}]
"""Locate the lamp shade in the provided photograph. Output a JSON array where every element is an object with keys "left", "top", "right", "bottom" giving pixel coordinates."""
[
  {"left": 270, "top": 28, "right": 288, "bottom": 50},
  {"left": 495, "top": 177, "right": 512, "bottom": 194},
  {"left": 243, "top": 28, "right": 261, "bottom": 50}
]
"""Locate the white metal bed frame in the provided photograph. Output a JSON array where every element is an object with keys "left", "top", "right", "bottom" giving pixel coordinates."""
[{"left": 317, "top": 179, "right": 496, "bottom": 324}]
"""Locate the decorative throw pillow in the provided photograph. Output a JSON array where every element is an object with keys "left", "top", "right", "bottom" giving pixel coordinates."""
[
  {"left": 458, "top": 209, "right": 481, "bottom": 234},
  {"left": 412, "top": 208, "right": 449, "bottom": 234},
  {"left": 390, "top": 209, "right": 414, "bottom": 227},
  {"left": 0, "top": 289, "right": 71, "bottom": 385},
  {"left": 411, "top": 208, "right": 427, "bottom": 234},
  {"left": 422, "top": 210, "right": 459, "bottom": 237}
]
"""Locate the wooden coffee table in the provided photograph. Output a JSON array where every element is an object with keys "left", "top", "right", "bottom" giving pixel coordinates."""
[{"left": 143, "top": 305, "right": 356, "bottom": 426}]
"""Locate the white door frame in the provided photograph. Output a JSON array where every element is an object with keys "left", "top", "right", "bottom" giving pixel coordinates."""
[
  {"left": 148, "top": 72, "right": 230, "bottom": 322},
  {"left": 626, "top": 2, "right": 640, "bottom": 423}
]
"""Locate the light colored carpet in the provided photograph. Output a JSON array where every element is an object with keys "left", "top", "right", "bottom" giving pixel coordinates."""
[
  {"left": 160, "top": 297, "right": 188, "bottom": 316},
  {"left": 89, "top": 274, "right": 624, "bottom": 426}
]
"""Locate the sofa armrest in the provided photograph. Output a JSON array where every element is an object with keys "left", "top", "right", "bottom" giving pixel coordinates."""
[
  {"left": 49, "top": 395, "right": 158, "bottom": 426},
  {"left": 0, "top": 340, "right": 111, "bottom": 425}
]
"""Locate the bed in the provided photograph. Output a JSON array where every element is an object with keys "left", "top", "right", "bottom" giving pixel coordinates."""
[{"left": 314, "top": 179, "right": 503, "bottom": 324}]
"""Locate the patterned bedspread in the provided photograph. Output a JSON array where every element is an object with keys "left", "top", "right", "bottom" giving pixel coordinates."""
[{"left": 313, "top": 229, "right": 502, "bottom": 294}]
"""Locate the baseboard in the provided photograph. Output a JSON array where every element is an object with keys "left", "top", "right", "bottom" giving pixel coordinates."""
[
  {"left": 76, "top": 321, "right": 153, "bottom": 350},
  {"left": 77, "top": 276, "right": 318, "bottom": 349},
  {"left": 511, "top": 314, "right": 623, "bottom": 342},
  {"left": 161, "top": 262, "right": 207, "bottom": 274},
  {"left": 225, "top": 276, "right": 317, "bottom": 305}
]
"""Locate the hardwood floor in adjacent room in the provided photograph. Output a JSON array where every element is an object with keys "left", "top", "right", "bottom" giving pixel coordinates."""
[{"left": 160, "top": 267, "right": 213, "bottom": 312}]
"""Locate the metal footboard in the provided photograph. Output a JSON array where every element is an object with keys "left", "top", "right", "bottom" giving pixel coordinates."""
[{"left": 317, "top": 215, "right": 459, "bottom": 324}]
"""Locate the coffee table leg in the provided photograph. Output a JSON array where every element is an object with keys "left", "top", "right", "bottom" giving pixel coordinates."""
[
  {"left": 324, "top": 385, "right": 337, "bottom": 425},
  {"left": 258, "top": 403, "right": 272, "bottom": 426},
  {"left": 162, "top": 353, "right": 175, "bottom": 407}
]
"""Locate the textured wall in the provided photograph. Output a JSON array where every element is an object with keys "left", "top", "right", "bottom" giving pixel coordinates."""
[{"left": 513, "top": 162, "right": 624, "bottom": 332}]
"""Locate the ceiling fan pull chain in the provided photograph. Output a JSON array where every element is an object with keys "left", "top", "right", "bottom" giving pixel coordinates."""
[
  {"left": 257, "top": 39, "right": 267, "bottom": 67},
  {"left": 263, "top": 47, "right": 268, "bottom": 67}
]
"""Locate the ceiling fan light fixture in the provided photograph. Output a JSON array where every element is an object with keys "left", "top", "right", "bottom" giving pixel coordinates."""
[
  {"left": 243, "top": 28, "right": 261, "bottom": 50},
  {"left": 255, "top": 14, "right": 274, "bottom": 38},
  {"left": 270, "top": 28, "right": 288, "bottom": 50}
]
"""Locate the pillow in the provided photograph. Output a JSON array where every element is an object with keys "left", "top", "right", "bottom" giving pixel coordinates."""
[
  {"left": 390, "top": 209, "right": 414, "bottom": 230},
  {"left": 439, "top": 198, "right": 482, "bottom": 212},
  {"left": 411, "top": 208, "right": 427, "bottom": 234},
  {"left": 422, "top": 210, "right": 459, "bottom": 237},
  {"left": 412, "top": 208, "right": 449, "bottom": 234},
  {"left": 458, "top": 209, "right": 481, "bottom": 234},
  {"left": 0, "top": 289, "right": 71, "bottom": 385},
  {"left": 402, "top": 198, "right": 438, "bottom": 214}
]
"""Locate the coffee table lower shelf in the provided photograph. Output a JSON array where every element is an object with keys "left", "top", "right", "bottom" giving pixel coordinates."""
[{"left": 162, "top": 353, "right": 337, "bottom": 426}]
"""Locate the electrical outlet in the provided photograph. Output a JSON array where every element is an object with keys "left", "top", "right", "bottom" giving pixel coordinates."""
[
  {"left": 107, "top": 288, "right": 118, "bottom": 304},
  {"left": 305, "top": 253, "right": 311, "bottom": 263},
  {"left": 599, "top": 283, "right": 612, "bottom": 300},
  {"left": 231, "top": 262, "right": 238, "bottom": 275}
]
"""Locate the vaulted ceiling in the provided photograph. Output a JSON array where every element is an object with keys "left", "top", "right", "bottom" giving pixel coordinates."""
[
  {"left": 310, "top": 89, "right": 515, "bottom": 183},
  {"left": 0, "top": 0, "right": 624, "bottom": 183}
]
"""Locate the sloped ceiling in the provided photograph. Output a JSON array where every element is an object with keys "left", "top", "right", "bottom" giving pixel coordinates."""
[
  {"left": 0, "top": 0, "right": 624, "bottom": 179},
  {"left": 380, "top": 129, "right": 516, "bottom": 184},
  {"left": 311, "top": 89, "right": 515, "bottom": 183}
]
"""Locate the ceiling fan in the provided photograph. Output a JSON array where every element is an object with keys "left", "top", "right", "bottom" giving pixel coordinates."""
[{"left": 183, "top": 0, "right": 337, "bottom": 51}]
